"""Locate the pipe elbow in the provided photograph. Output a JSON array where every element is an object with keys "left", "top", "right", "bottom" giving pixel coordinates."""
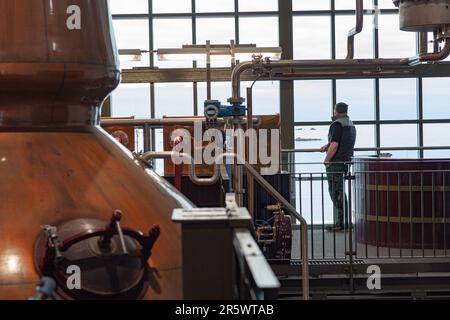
[
  {"left": 230, "top": 61, "right": 254, "bottom": 101},
  {"left": 414, "top": 38, "right": 450, "bottom": 64}
]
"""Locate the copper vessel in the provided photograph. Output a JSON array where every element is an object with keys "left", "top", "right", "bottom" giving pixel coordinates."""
[{"left": 0, "top": 0, "right": 192, "bottom": 300}]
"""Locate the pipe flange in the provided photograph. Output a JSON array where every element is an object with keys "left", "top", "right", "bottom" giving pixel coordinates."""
[{"left": 227, "top": 97, "right": 245, "bottom": 105}]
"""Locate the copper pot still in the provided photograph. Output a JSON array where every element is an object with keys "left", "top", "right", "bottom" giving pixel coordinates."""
[{"left": 0, "top": 0, "right": 192, "bottom": 300}]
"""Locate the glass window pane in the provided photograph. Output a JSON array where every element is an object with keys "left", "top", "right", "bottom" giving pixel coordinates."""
[
  {"left": 198, "top": 81, "right": 279, "bottom": 116},
  {"left": 424, "top": 150, "right": 450, "bottom": 158},
  {"left": 196, "top": 0, "right": 234, "bottom": 12},
  {"left": 294, "top": 125, "right": 329, "bottom": 170},
  {"left": 154, "top": 129, "right": 165, "bottom": 174},
  {"left": 198, "top": 81, "right": 280, "bottom": 115},
  {"left": 113, "top": 19, "right": 150, "bottom": 69},
  {"left": 153, "top": 18, "right": 192, "bottom": 68},
  {"left": 239, "top": 17, "right": 279, "bottom": 47},
  {"left": 378, "top": 0, "right": 397, "bottom": 9},
  {"left": 111, "top": 83, "right": 151, "bottom": 118},
  {"left": 239, "top": 0, "right": 277, "bottom": 12},
  {"left": 380, "top": 78, "right": 417, "bottom": 120},
  {"left": 335, "top": 0, "right": 373, "bottom": 10},
  {"left": 378, "top": 14, "right": 416, "bottom": 58},
  {"left": 155, "top": 83, "right": 194, "bottom": 118},
  {"left": 196, "top": 17, "right": 235, "bottom": 67},
  {"left": 293, "top": 0, "right": 330, "bottom": 11},
  {"left": 198, "top": 82, "right": 231, "bottom": 113},
  {"left": 386, "top": 150, "right": 419, "bottom": 158},
  {"left": 424, "top": 124, "right": 450, "bottom": 147},
  {"left": 423, "top": 78, "right": 450, "bottom": 119},
  {"left": 335, "top": 14, "right": 374, "bottom": 59},
  {"left": 293, "top": 16, "right": 331, "bottom": 59},
  {"left": 110, "top": 0, "right": 148, "bottom": 14},
  {"left": 380, "top": 124, "right": 418, "bottom": 147},
  {"left": 196, "top": 17, "right": 235, "bottom": 44},
  {"left": 294, "top": 80, "right": 332, "bottom": 121},
  {"left": 134, "top": 128, "right": 144, "bottom": 153},
  {"left": 153, "top": 0, "right": 191, "bottom": 13},
  {"left": 355, "top": 124, "right": 375, "bottom": 148},
  {"left": 241, "top": 81, "right": 280, "bottom": 115},
  {"left": 354, "top": 125, "right": 376, "bottom": 157},
  {"left": 336, "top": 79, "right": 375, "bottom": 121}
]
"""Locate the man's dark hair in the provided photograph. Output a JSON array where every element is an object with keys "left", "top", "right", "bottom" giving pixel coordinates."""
[{"left": 335, "top": 102, "right": 349, "bottom": 114}]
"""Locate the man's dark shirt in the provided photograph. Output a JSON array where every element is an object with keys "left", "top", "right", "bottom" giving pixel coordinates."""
[
  {"left": 329, "top": 122, "right": 343, "bottom": 144},
  {"left": 327, "top": 116, "right": 357, "bottom": 163}
]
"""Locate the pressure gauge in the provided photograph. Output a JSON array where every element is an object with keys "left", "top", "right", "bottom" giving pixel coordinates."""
[{"left": 204, "top": 104, "right": 220, "bottom": 121}]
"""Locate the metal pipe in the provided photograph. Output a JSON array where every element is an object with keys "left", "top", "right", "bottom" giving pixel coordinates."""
[
  {"left": 231, "top": 58, "right": 412, "bottom": 101},
  {"left": 246, "top": 87, "right": 255, "bottom": 216},
  {"left": 282, "top": 145, "right": 450, "bottom": 153},
  {"left": 234, "top": 122, "right": 244, "bottom": 206},
  {"left": 274, "top": 69, "right": 417, "bottom": 79},
  {"left": 412, "top": 38, "right": 450, "bottom": 63},
  {"left": 141, "top": 151, "right": 220, "bottom": 186},
  {"left": 206, "top": 40, "right": 212, "bottom": 100},
  {"left": 101, "top": 117, "right": 262, "bottom": 128},
  {"left": 434, "top": 30, "right": 440, "bottom": 53},
  {"left": 230, "top": 31, "right": 449, "bottom": 103},
  {"left": 346, "top": 0, "right": 364, "bottom": 59},
  {"left": 419, "top": 32, "right": 428, "bottom": 55},
  {"left": 143, "top": 123, "right": 151, "bottom": 152}
]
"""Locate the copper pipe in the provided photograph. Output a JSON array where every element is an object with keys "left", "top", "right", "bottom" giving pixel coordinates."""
[
  {"left": 419, "top": 32, "right": 428, "bottom": 55},
  {"left": 231, "top": 58, "right": 411, "bottom": 101},
  {"left": 410, "top": 38, "right": 450, "bottom": 65},
  {"left": 346, "top": 0, "right": 364, "bottom": 59}
]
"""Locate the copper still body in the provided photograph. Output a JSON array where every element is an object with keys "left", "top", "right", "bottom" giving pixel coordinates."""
[{"left": 0, "top": 0, "right": 192, "bottom": 300}]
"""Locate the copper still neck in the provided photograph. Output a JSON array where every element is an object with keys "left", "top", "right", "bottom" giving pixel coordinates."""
[{"left": 0, "top": 0, "right": 121, "bottom": 128}]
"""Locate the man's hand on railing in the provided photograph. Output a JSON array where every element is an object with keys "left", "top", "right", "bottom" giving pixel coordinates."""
[{"left": 319, "top": 144, "right": 329, "bottom": 153}]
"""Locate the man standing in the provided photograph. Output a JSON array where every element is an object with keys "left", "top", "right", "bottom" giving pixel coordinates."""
[{"left": 320, "top": 102, "right": 357, "bottom": 231}]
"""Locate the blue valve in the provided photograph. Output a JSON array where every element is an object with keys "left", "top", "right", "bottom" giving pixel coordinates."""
[{"left": 204, "top": 100, "right": 246, "bottom": 121}]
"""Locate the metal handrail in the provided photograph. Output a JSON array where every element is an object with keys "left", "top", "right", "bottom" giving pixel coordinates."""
[
  {"left": 218, "top": 153, "right": 310, "bottom": 300},
  {"left": 282, "top": 146, "right": 450, "bottom": 153},
  {"left": 140, "top": 151, "right": 310, "bottom": 300}
]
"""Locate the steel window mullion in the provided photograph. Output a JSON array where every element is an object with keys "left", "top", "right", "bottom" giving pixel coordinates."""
[
  {"left": 149, "top": 0, "right": 156, "bottom": 152},
  {"left": 112, "top": 14, "right": 150, "bottom": 19},
  {"left": 291, "top": 9, "right": 398, "bottom": 16},
  {"left": 331, "top": 0, "right": 337, "bottom": 112},
  {"left": 192, "top": 0, "right": 198, "bottom": 116},
  {"left": 418, "top": 77, "right": 424, "bottom": 158},
  {"left": 234, "top": 0, "right": 239, "bottom": 44},
  {"left": 373, "top": 0, "right": 381, "bottom": 155}
]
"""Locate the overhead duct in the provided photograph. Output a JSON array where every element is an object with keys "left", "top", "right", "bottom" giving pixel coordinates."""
[
  {"left": 394, "top": 0, "right": 450, "bottom": 64},
  {"left": 394, "top": 0, "right": 450, "bottom": 32}
]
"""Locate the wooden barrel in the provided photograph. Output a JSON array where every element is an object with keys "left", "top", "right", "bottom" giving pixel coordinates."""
[
  {"left": 0, "top": 0, "right": 192, "bottom": 300},
  {"left": 354, "top": 158, "right": 450, "bottom": 250}
]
